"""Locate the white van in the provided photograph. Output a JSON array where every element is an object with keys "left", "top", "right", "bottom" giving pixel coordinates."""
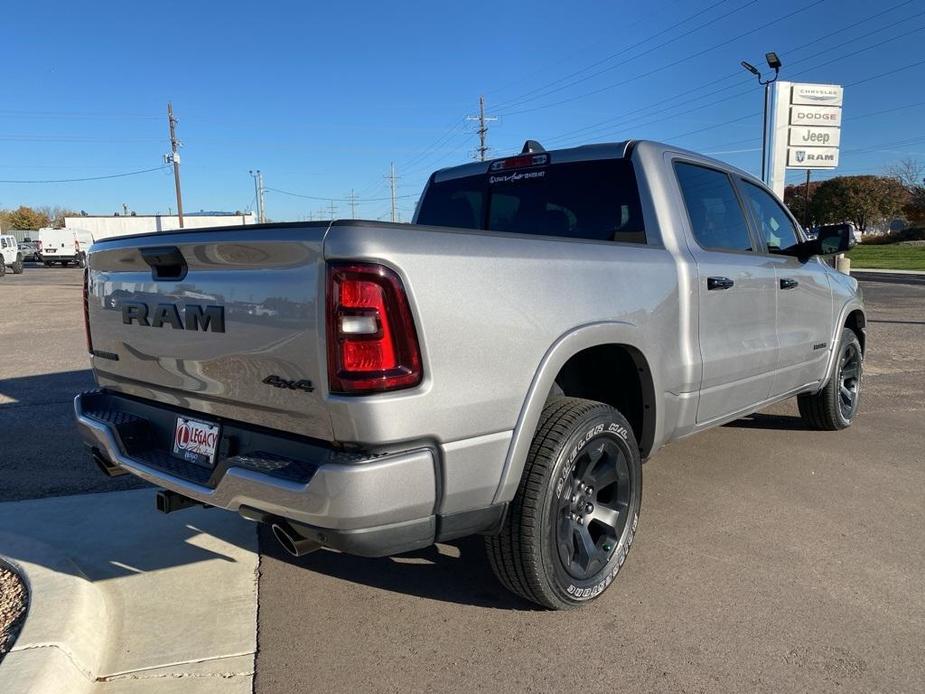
[{"left": 37, "top": 227, "right": 94, "bottom": 267}]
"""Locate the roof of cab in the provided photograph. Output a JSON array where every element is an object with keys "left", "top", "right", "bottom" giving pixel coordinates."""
[{"left": 431, "top": 139, "right": 759, "bottom": 187}]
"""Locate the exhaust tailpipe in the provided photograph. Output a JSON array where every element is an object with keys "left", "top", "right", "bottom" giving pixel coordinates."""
[
  {"left": 271, "top": 521, "right": 322, "bottom": 557},
  {"left": 91, "top": 449, "right": 128, "bottom": 478}
]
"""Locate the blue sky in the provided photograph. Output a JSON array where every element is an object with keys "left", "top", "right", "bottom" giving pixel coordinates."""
[{"left": 2, "top": 0, "right": 924, "bottom": 222}]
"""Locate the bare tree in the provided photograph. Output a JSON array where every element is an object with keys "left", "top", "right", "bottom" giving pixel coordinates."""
[{"left": 886, "top": 158, "right": 925, "bottom": 226}]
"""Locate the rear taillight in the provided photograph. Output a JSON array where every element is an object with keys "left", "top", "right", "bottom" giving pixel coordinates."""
[
  {"left": 83, "top": 267, "right": 93, "bottom": 354},
  {"left": 326, "top": 262, "right": 422, "bottom": 394}
]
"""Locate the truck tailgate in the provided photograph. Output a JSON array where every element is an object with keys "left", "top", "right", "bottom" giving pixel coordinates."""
[{"left": 86, "top": 224, "right": 334, "bottom": 441}]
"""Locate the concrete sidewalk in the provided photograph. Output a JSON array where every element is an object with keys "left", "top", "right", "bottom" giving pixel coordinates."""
[{"left": 0, "top": 489, "right": 258, "bottom": 693}]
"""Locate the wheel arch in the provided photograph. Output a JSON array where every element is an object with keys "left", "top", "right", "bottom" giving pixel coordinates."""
[
  {"left": 492, "top": 322, "right": 659, "bottom": 506},
  {"left": 820, "top": 301, "right": 866, "bottom": 389},
  {"left": 844, "top": 308, "right": 866, "bottom": 353}
]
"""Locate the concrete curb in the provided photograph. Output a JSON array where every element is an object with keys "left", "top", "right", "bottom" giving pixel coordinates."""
[
  {"left": 0, "top": 532, "right": 109, "bottom": 694},
  {"left": 852, "top": 268, "right": 925, "bottom": 275},
  {"left": 0, "top": 490, "right": 258, "bottom": 693}
]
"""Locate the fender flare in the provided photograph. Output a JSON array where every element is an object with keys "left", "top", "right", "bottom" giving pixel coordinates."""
[
  {"left": 491, "top": 321, "right": 658, "bottom": 505},
  {"left": 819, "top": 300, "right": 866, "bottom": 390}
]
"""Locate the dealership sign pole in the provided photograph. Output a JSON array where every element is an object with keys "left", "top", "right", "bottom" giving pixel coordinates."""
[{"left": 767, "top": 82, "right": 843, "bottom": 199}]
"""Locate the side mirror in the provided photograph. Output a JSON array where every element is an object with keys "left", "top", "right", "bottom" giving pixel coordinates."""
[{"left": 779, "top": 223, "right": 855, "bottom": 260}]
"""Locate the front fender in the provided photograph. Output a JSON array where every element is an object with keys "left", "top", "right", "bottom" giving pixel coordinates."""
[
  {"left": 818, "top": 299, "right": 865, "bottom": 391},
  {"left": 491, "top": 321, "right": 659, "bottom": 505}
]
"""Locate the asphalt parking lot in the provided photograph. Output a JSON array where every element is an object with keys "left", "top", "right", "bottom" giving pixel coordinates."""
[{"left": 1, "top": 266, "right": 923, "bottom": 693}]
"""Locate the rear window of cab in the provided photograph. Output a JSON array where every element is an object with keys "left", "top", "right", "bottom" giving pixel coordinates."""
[{"left": 416, "top": 158, "right": 646, "bottom": 244}]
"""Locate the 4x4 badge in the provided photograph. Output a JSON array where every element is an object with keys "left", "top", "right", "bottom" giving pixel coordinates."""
[{"left": 262, "top": 375, "right": 314, "bottom": 393}]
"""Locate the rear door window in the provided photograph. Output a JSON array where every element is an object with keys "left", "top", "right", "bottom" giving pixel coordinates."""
[
  {"left": 674, "top": 162, "right": 754, "bottom": 253},
  {"left": 416, "top": 158, "right": 646, "bottom": 243}
]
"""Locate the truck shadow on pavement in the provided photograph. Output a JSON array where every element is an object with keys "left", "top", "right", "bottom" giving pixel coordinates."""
[
  {"left": 258, "top": 525, "right": 540, "bottom": 610},
  {"left": 0, "top": 369, "right": 150, "bottom": 503}
]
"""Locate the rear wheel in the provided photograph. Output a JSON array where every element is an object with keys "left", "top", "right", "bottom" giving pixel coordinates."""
[
  {"left": 61, "top": 260, "right": 70, "bottom": 267},
  {"left": 798, "top": 327, "right": 863, "bottom": 430},
  {"left": 11, "top": 256, "right": 23, "bottom": 274},
  {"left": 485, "top": 397, "right": 642, "bottom": 610}
]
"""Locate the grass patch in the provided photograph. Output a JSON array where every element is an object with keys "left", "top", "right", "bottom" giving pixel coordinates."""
[{"left": 847, "top": 244, "right": 925, "bottom": 270}]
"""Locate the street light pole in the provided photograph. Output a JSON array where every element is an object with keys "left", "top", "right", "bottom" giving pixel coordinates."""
[{"left": 741, "top": 52, "right": 781, "bottom": 184}]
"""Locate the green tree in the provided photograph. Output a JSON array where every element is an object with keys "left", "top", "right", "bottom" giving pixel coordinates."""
[
  {"left": 810, "top": 175, "right": 907, "bottom": 232},
  {"left": 5, "top": 205, "right": 51, "bottom": 230},
  {"left": 784, "top": 180, "right": 823, "bottom": 227}
]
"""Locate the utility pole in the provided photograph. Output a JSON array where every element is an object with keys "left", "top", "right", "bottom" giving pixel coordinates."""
[
  {"left": 803, "top": 169, "right": 812, "bottom": 228},
  {"left": 166, "top": 102, "right": 185, "bottom": 227},
  {"left": 249, "top": 170, "right": 265, "bottom": 223},
  {"left": 346, "top": 190, "right": 359, "bottom": 219},
  {"left": 328, "top": 200, "right": 337, "bottom": 220},
  {"left": 466, "top": 95, "right": 498, "bottom": 162},
  {"left": 386, "top": 163, "right": 399, "bottom": 222}
]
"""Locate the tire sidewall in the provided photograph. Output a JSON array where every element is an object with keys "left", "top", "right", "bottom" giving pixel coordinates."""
[
  {"left": 832, "top": 328, "right": 863, "bottom": 427},
  {"left": 539, "top": 408, "right": 642, "bottom": 605}
]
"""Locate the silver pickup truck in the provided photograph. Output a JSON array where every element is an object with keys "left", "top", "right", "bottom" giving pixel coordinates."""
[{"left": 75, "top": 140, "right": 864, "bottom": 609}]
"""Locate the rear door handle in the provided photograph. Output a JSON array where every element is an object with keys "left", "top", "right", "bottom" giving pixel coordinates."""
[
  {"left": 779, "top": 278, "right": 799, "bottom": 290},
  {"left": 707, "top": 276, "right": 734, "bottom": 290}
]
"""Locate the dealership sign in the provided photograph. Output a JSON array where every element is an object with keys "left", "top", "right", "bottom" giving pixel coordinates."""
[
  {"left": 763, "top": 81, "right": 846, "bottom": 196},
  {"left": 790, "top": 83, "right": 843, "bottom": 107},
  {"left": 784, "top": 83, "right": 843, "bottom": 170},
  {"left": 788, "top": 125, "right": 840, "bottom": 147},
  {"left": 790, "top": 103, "right": 842, "bottom": 127},
  {"left": 788, "top": 147, "right": 839, "bottom": 168}
]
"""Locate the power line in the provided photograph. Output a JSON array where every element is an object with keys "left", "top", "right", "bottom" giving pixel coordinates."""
[
  {"left": 539, "top": 17, "right": 925, "bottom": 150},
  {"left": 499, "top": 0, "right": 827, "bottom": 117},
  {"left": 263, "top": 186, "right": 416, "bottom": 202},
  {"left": 493, "top": 0, "right": 757, "bottom": 112},
  {"left": 0, "top": 165, "right": 169, "bottom": 184},
  {"left": 533, "top": 0, "right": 919, "bottom": 148},
  {"left": 0, "top": 110, "right": 160, "bottom": 119}
]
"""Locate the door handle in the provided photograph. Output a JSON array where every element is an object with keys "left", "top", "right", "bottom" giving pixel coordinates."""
[
  {"left": 779, "top": 278, "right": 799, "bottom": 290},
  {"left": 707, "top": 276, "right": 734, "bottom": 290}
]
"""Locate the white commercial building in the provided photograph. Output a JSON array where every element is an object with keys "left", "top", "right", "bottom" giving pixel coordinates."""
[{"left": 64, "top": 212, "right": 256, "bottom": 241}]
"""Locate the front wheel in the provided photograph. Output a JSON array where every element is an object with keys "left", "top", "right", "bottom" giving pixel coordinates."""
[
  {"left": 798, "top": 327, "right": 863, "bottom": 430},
  {"left": 76, "top": 253, "right": 86, "bottom": 269},
  {"left": 485, "top": 397, "right": 642, "bottom": 610}
]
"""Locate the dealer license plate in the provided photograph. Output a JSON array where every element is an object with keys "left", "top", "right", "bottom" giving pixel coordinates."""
[{"left": 173, "top": 416, "right": 221, "bottom": 466}]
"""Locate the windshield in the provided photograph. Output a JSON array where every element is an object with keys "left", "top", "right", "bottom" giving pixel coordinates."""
[{"left": 416, "top": 158, "right": 646, "bottom": 243}]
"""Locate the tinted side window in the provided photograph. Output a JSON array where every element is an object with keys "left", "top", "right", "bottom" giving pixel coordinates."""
[
  {"left": 739, "top": 180, "right": 800, "bottom": 252},
  {"left": 674, "top": 162, "right": 753, "bottom": 253}
]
